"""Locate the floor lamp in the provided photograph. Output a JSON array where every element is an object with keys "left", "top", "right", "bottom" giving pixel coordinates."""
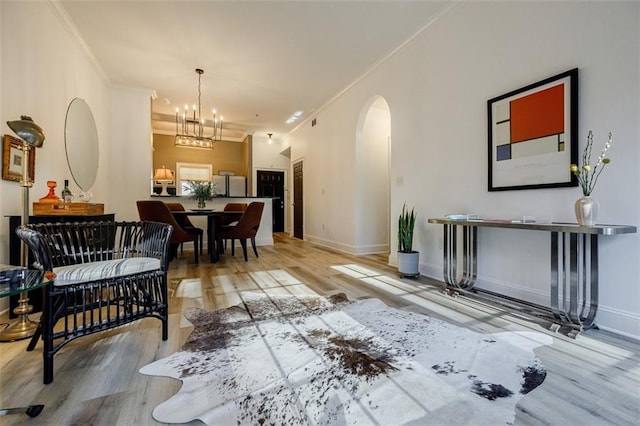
[{"left": 0, "top": 116, "right": 45, "bottom": 341}]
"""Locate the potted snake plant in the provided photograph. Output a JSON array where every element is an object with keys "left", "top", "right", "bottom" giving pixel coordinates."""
[
  {"left": 186, "top": 180, "right": 215, "bottom": 208},
  {"left": 397, "top": 203, "right": 419, "bottom": 277}
]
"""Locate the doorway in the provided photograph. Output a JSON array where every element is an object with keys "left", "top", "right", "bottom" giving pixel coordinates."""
[
  {"left": 355, "top": 96, "right": 390, "bottom": 254},
  {"left": 257, "top": 170, "right": 285, "bottom": 232},
  {"left": 293, "top": 161, "right": 303, "bottom": 239}
]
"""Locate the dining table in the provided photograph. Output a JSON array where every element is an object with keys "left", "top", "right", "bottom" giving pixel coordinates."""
[{"left": 171, "top": 209, "right": 243, "bottom": 263}]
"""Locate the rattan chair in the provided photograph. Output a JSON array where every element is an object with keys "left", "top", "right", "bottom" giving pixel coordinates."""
[{"left": 16, "top": 221, "right": 172, "bottom": 384}]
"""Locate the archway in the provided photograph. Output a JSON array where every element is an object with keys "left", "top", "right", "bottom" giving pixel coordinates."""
[{"left": 354, "top": 96, "right": 391, "bottom": 254}]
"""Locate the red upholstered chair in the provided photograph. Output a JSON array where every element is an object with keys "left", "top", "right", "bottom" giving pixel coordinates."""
[
  {"left": 221, "top": 202, "right": 247, "bottom": 226},
  {"left": 165, "top": 202, "right": 204, "bottom": 254},
  {"left": 136, "top": 200, "right": 199, "bottom": 263},
  {"left": 220, "top": 202, "right": 247, "bottom": 250},
  {"left": 218, "top": 202, "right": 264, "bottom": 261}
]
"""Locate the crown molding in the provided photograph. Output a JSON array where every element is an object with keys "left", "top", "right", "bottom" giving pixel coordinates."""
[
  {"left": 289, "top": 1, "right": 459, "bottom": 136},
  {"left": 47, "top": 0, "right": 110, "bottom": 84}
]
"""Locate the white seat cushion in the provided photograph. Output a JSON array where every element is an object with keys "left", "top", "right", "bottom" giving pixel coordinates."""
[{"left": 53, "top": 257, "right": 161, "bottom": 286}]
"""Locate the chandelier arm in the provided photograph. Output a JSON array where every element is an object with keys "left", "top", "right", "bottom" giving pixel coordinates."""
[
  {"left": 174, "top": 67, "right": 220, "bottom": 148},
  {"left": 198, "top": 70, "right": 202, "bottom": 138}
]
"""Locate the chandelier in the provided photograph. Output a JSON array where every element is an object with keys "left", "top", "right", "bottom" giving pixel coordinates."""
[{"left": 175, "top": 68, "right": 222, "bottom": 149}]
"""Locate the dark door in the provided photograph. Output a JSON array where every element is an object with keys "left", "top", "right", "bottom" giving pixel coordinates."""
[
  {"left": 257, "top": 170, "right": 285, "bottom": 232},
  {"left": 293, "top": 161, "right": 303, "bottom": 239}
]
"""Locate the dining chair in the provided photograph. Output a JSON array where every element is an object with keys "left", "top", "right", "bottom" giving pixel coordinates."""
[
  {"left": 165, "top": 202, "right": 204, "bottom": 255},
  {"left": 218, "top": 202, "right": 264, "bottom": 261},
  {"left": 220, "top": 202, "right": 247, "bottom": 250},
  {"left": 136, "top": 200, "right": 199, "bottom": 263},
  {"left": 221, "top": 202, "right": 247, "bottom": 226}
]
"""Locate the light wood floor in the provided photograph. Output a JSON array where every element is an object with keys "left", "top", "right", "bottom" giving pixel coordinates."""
[{"left": 1, "top": 233, "right": 638, "bottom": 425}]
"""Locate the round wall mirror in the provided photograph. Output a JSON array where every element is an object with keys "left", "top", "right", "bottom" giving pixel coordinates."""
[{"left": 65, "top": 98, "right": 99, "bottom": 191}]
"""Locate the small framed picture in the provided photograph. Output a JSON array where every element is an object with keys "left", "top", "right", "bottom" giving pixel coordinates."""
[
  {"left": 2, "top": 134, "right": 35, "bottom": 183},
  {"left": 487, "top": 68, "right": 579, "bottom": 191}
]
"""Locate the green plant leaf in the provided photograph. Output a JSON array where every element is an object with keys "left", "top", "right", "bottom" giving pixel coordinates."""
[
  {"left": 398, "top": 202, "right": 416, "bottom": 253},
  {"left": 186, "top": 180, "right": 215, "bottom": 201}
]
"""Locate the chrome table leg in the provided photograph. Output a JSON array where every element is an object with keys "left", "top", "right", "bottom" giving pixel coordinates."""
[{"left": 442, "top": 224, "right": 477, "bottom": 290}]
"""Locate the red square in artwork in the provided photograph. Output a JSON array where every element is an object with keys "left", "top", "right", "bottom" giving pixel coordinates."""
[{"left": 510, "top": 84, "right": 564, "bottom": 144}]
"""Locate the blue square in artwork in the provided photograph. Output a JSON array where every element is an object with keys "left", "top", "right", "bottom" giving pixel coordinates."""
[{"left": 496, "top": 144, "right": 511, "bottom": 161}]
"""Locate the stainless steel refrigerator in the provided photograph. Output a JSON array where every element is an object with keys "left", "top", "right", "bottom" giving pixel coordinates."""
[{"left": 212, "top": 175, "right": 246, "bottom": 197}]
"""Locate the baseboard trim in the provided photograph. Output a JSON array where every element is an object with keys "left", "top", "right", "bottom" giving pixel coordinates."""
[{"left": 304, "top": 234, "right": 387, "bottom": 255}]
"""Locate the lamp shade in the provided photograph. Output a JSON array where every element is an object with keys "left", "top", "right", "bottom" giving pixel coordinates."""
[
  {"left": 153, "top": 167, "right": 174, "bottom": 181},
  {"left": 7, "top": 116, "right": 45, "bottom": 147}
]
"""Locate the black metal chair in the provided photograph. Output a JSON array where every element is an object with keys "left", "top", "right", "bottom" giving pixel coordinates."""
[{"left": 16, "top": 221, "right": 172, "bottom": 384}]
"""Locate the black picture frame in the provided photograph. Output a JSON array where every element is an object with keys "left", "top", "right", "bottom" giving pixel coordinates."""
[{"left": 488, "top": 68, "right": 579, "bottom": 191}]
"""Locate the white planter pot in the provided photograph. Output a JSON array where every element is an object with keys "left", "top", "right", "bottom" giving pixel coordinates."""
[{"left": 397, "top": 251, "right": 419, "bottom": 277}]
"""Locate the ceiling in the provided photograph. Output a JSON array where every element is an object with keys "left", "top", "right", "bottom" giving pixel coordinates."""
[{"left": 59, "top": 1, "right": 450, "bottom": 142}]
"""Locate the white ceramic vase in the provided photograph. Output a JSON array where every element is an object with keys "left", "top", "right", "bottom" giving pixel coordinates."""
[{"left": 574, "top": 196, "right": 599, "bottom": 226}]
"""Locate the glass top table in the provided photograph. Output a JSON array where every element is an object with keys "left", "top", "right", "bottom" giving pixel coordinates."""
[
  {"left": 0, "top": 266, "right": 48, "bottom": 417},
  {"left": 0, "top": 268, "right": 50, "bottom": 299},
  {"left": 0, "top": 265, "right": 52, "bottom": 342}
]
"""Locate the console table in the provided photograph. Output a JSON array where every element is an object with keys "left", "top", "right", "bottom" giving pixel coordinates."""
[{"left": 428, "top": 218, "right": 637, "bottom": 337}]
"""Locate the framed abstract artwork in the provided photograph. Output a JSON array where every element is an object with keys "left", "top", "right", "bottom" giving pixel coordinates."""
[
  {"left": 487, "top": 68, "right": 578, "bottom": 191},
  {"left": 2, "top": 134, "right": 36, "bottom": 183}
]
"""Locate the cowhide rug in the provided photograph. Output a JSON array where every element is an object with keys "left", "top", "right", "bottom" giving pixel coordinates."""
[{"left": 140, "top": 292, "right": 552, "bottom": 425}]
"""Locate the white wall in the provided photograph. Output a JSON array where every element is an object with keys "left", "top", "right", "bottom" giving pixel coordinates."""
[
  {"left": 289, "top": 89, "right": 361, "bottom": 253},
  {"left": 252, "top": 134, "right": 290, "bottom": 173},
  {"left": 0, "top": 1, "right": 110, "bottom": 254},
  {"left": 0, "top": 3, "right": 158, "bottom": 316},
  {"left": 0, "top": 2, "right": 157, "bottom": 223},
  {"left": 287, "top": 2, "right": 640, "bottom": 338},
  {"left": 355, "top": 96, "right": 390, "bottom": 254},
  {"left": 0, "top": 1, "right": 111, "bottom": 312},
  {"left": 108, "top": 87, "right": 154, "bottom": 221}
]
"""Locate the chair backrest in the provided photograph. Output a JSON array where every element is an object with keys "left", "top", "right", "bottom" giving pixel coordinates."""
[
  {"left": 164, "top": 202, "right": 195, "bottom": 228},
  {"left": 221, "top": 202, "right": 247, "bottom": 226},
  {"left": 226, "top": 202, "right": 264, "bottom": 237},
  {"left": 165, "top": 202, "right": 186, "bottom": 212},
  {"left": 136, "top": 200, "right": 192, "bottom": 244},
  {"left": 224, "top": 203, "right": 247, "bottom": 212},
  {"left": 17, "top": 221, "right": 173, "bottom": 271}
]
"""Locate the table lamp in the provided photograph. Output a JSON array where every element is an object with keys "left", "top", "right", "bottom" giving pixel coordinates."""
[
  {"left": 154, "top": 166, "right": 174, "bottom": 196},
  {"left": 0, "top": 115, "right": 45, "bottom": 341}
]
